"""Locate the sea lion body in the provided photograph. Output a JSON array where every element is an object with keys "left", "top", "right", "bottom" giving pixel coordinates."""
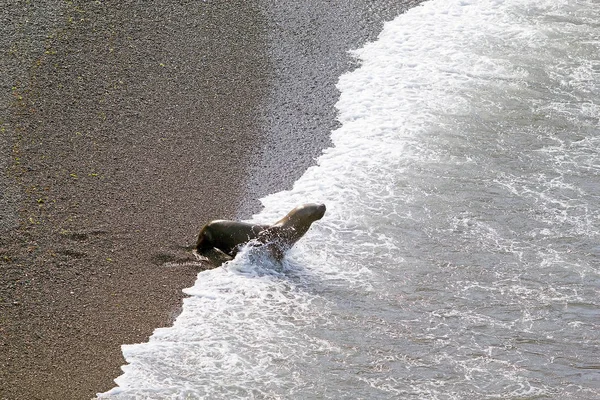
[
  {"left": 196, "top": 221, "right": 270, "bottom": 257},
  {"left": 195, "top": 203, "right": 326, "bottom": 261}
]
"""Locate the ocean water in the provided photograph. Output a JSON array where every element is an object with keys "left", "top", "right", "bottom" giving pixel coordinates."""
[{"left": 99, "top": 0, "right": 600, "bottom": 398}]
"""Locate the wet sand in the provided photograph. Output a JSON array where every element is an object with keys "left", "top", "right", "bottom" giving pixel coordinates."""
[{"left": 0, "top": 1, "right": 419, "bottom": 398}]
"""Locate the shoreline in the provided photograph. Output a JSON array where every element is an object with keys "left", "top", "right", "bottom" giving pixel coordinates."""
[{"left": 0, "top": 1, "right": 420, "bottom": 398}]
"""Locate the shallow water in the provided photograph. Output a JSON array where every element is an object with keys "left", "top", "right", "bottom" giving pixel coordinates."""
[{"left": 100, "top": 0, "right": 600, "bottom": 398}]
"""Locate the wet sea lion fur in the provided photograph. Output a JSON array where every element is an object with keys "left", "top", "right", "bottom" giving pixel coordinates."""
[{"left": 195, "top": 203, "right": 326, "bottom": 262}]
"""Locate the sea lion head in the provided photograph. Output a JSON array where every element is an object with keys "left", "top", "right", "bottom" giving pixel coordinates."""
[
  {"left": 255, "top": 203, "right": 326, "bottom": 259},
  {"left": 269, "top": 203, "right": 326, "bottom": 242},
  {"left": 277, "top": 203, "right": 326, "bottom": 227}
]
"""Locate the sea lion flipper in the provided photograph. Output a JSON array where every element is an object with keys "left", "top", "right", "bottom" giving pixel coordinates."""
[{"left": 193, "top": 250, "right": 210, "bottom": 262}]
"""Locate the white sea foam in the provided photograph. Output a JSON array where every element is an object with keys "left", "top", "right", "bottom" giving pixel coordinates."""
[{"left": 100, "top": 0, "right": 600, "bottom": 398}]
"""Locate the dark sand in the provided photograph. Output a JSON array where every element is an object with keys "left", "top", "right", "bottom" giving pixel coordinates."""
[{"left": 0, "top": 1, "right": 419, "bottom": 398}]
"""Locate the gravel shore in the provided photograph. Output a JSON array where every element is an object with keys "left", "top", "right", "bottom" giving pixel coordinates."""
[{"left": 0, "top": 1, "right": 419, "bottom": 398}]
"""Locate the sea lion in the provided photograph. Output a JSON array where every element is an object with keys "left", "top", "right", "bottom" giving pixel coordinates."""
[
  {"left": 195, "top": 203, "right": 326, "bottom": 262},
  {"left": 255, "top": 203, "right": 327, "bottom": 259},
  {"left": 195, "top": 221, "right": 270, "bottom": 258}
]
